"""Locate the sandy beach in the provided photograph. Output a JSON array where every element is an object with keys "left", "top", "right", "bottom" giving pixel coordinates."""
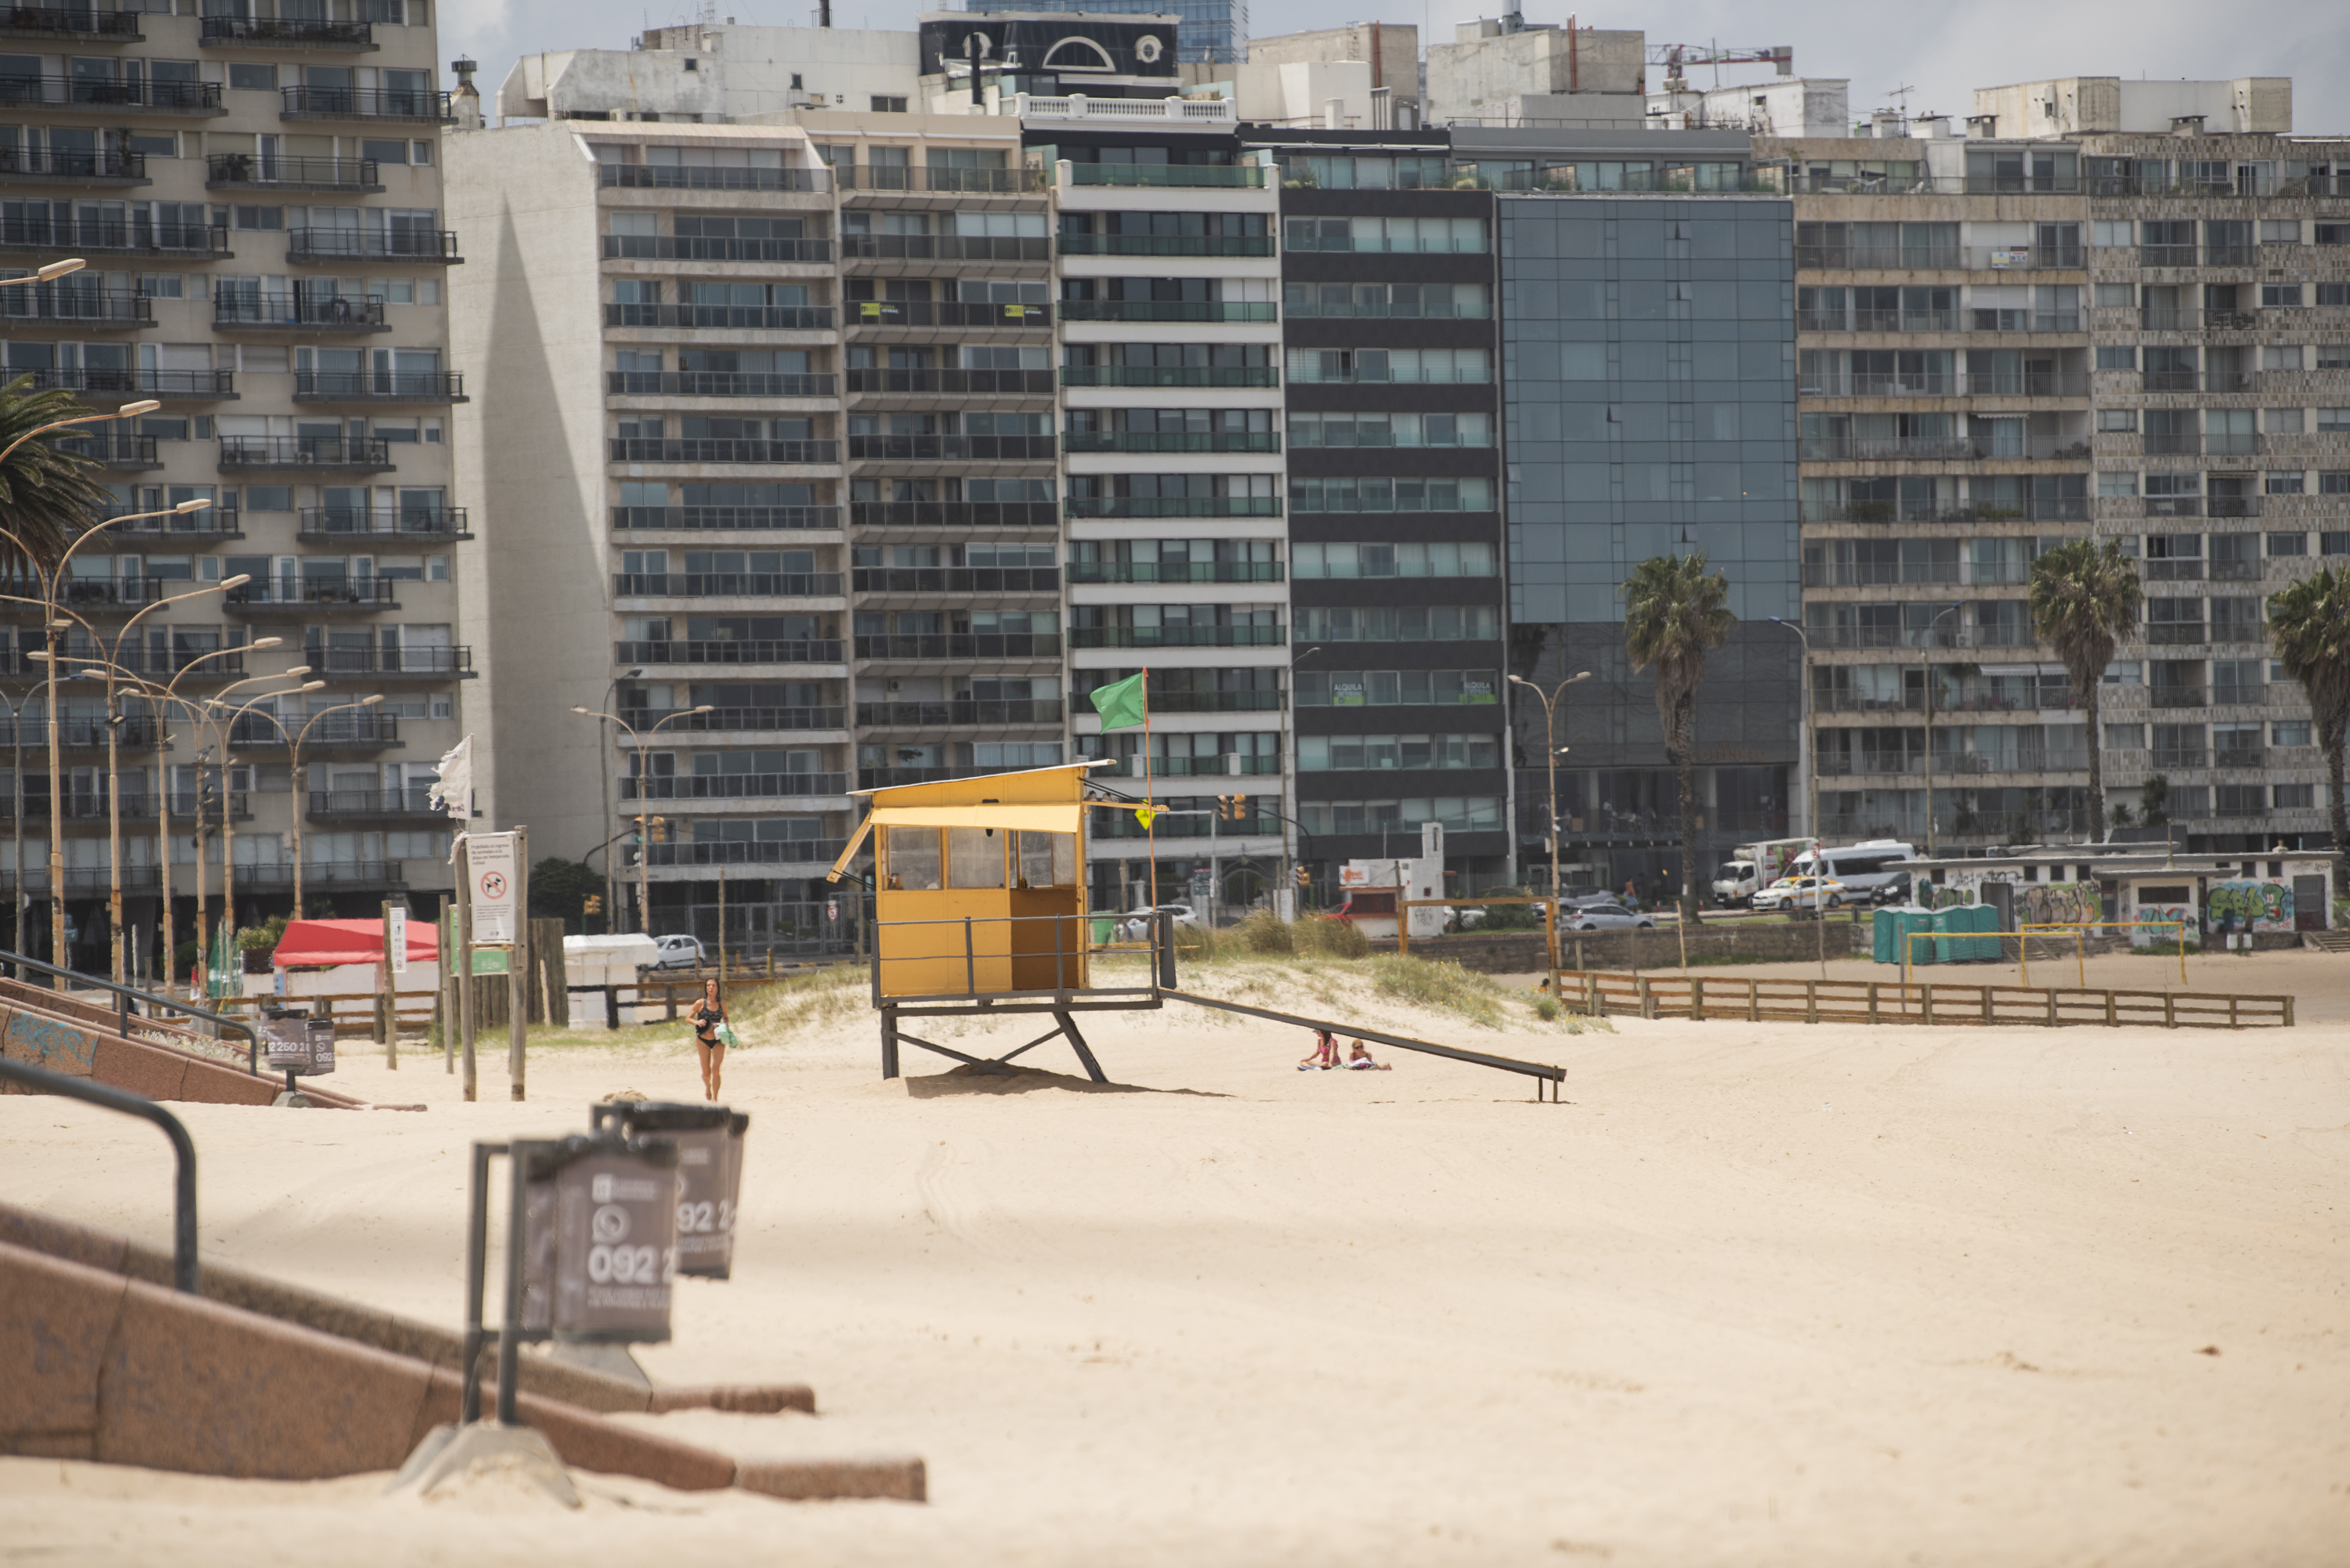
[{"left": 3, "top": 950, "right": 2347, "bottom": 1566}]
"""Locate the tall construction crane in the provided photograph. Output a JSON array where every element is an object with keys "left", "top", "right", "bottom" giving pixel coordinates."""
[{"left": 1647, "top": 42, "right": 1794, "bottom": 96}]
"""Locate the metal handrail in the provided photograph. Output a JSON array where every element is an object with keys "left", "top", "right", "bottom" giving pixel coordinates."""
[
  {"left": 0, "top": 944, "right": 261, "bottom": 1072},
  {"left": 0, "top": 1053, "right": 197, "bottom": 1291}
]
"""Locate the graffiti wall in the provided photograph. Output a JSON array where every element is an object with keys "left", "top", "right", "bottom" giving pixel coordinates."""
[
  {"left": 2203, "top": 880, "right": 2295, "bottom": 934},
  {"left": 2014, "top": 882, "right": 2102, "bottom": 927},
  {"left": 1918, "top": 867, "right": 2021, "bottom": 910}
]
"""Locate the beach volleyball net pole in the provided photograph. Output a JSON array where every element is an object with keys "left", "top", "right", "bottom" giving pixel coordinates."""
[{"left": 1900, "top": 921, "right": 2189, "bottom": 988}]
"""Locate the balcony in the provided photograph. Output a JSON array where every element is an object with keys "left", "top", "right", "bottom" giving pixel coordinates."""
[
  {"left": 1065, "top": 497, "right": 1282, "bottom": 519},
  {"left": 308, "top": 787, "right": 440, "bottom": 820},
  {"left": 1799, "top": 436, "right": 1974, "bottom": 462},
  {"left": 854, "top": 699, "right": 1063, "bottom": 728},
  {"left": 2143, "top": 432, "right": 2202, "bottom": 457},
  {"left": 1092, "top": 754, "right": 1284, "bottom": 778},
  {"left": 644, "top": 840, "right": 843, "bottom": 868},
  {"left": 1054, "top": 234, "right": 1274, "bottom": 258},
  {"left": 851, "top": 633, "right": 1061, "bottom": 659},
  {"left": 236, "top": 860, "right": 404, "bottom": 890},
  {"left": 294, "top": 370, "right": 466, "bottom": 403},
  {"left": 845, "top": 434, "right": 1055, "bottom": 463},
  {"left": 0, "top": 289, "right": 149, "bottom": 327},
  {"left": 623, "top": 705, "right": 845, "bottom": 734},
  {"left": 622, "top": 772, "right": 848, "bottom": 801},
  {"left": 1094, "top": 811, "right": 1283, "bottom": 841},
  {"left": 2207, "top": 495, "right": 2262, "bottom": 519},
  {"left": 848, "top": 501, "right": 1058, "bottom": 529},
  {"left": 203, "top": 15, "right": 373, "bottom": 46},
  {"left": 607, "top": 370, "right": 836, "bottom": 399},
  {"left": 602, "top": 234, "right": 832, "bottom": 265},
  {"left": 1061, "top": 366, "right": 1278, "bottom": 389},
  {"left": 1800, "top": 561, "right": 1963, "bottom": 588},
  {"left": 0, "top": 74, "right": 222, "bottom": 114},
  {"left": 0, "top": 6, "right": 143, "bottom": 40},
  {"left": 52, "top": 576, "right": 179, "bottom": 612},
  {"left": 598, "top": 164, "right": 830, "bottom": 193},
  {"left": 1802, "top": 309, "right": 2083, "bottom": 335},
  {"left": 2149, "top": 685, "right": 2207, "bottom": 709},
  {"left": 2146, "top": 620, "right": 2207, "bottom": 646},
  {"left": 30, "top": 648, "right": 246, "bottom": 679},
  {"left": 1069, "top": 626, "right": 1284, "bottom": 649},
  {"left": 228, "top": 712, "right": 397, "bottom": 749},
  {"left": 1062, "top": 431, "right": 1278, "bottom": 455},
  {"left": 0, "top": 714, "right": 160, "bottom": 747},
  {"left": 0, "top": 217, "right": 225, "bottom": 258},
  {"left": 2204, "top": 433, "right": 2261, "bottom": 457},
  {"left": 1058, "top": 300, "right": 1277, "bottom": 324},
  {"left": 839, "top": 234, "right": 1050, "bottom": 264},
  {"left": 1801, "top": 497, "right": 2089, "bottom": 525},
  {"left": 602, "top": 303, "right": 833, "bottom": 331},
  {"left": 279, "top": 86, "right": 453, "bottom": 123},
  {"left": 227, "top": 580, "right": 398, "bottom": 612},
  {"left": 287, "top": 228, "right": 461, "bottom": 265},
  {"left": 1068, "top": 562, "right": 1283, "bottom": 585},
  {"left": 309, "top": 647, "right": 473, "bottom": 678},
  {"left": 2138, "top": 370, "right": 2258, "bottom": 393},
  {"left": 1799, "top": 370, "right": 2090, "bottom": 398},
  {"left": 2211, "top": 683, "right": 2267, "bottom": 707},
  {"left": 1066, "top": 164, "right": 1266, "bottom": 189},
  {"left": 617, "top": 638, "right": 844, "bottom": 667},
  {"left": 850, "top": 566, "right": 1058, "bottom": 594},
  {"left": 2151, "top": 746, "right": 2209, "bottom": 770},
  {"left": 219, "top": 437, "right": 392, "bottom": 473},
  {"left": 299, "top": 507, "right": 468, "bottom": 541},
  {"left": 18, "top": 367, "right": 234, "bottom": 401},
  {"left": 104, "top": 509, "right": 242, "bottom": 543},
  {"left": 204, "top": 154, "right": 379, "bottom": 193},
  {"left": 848, "top": 300, "right": 1050, "bottom": 329},
  {"left": 836, "top": 164, "right": 1047, "bottom": 194},
  {"left": 612, "top": 505, "right": 840, "bottom": 532},
  {"left": 1778, "top": 172, "right": 2079, "bottom": 197},
  {"left": 0, "top": 146, "right": 143, "bottom": 183},
  {"left": 842, "top": 368, "right": 1052, "bottom": 396},
  {"left": 615, "top": 571, "right": 844, "bottom": 598},
  {"left": 2214, "top": 746, "right": 2266, "bottom": 770},
  {"left": 608, "top": 437, "right": 837, "bottom": 466},
  {"left": 49, "top": 432, "right": 157, "bottom": 468},
  {"left": 212, "top": 294, "right": 387, "bottom": 331}
]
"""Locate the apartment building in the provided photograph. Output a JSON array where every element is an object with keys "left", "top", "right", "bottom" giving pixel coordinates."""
[
  {"left": 0, "top": 0, "right": 460, "bottom": 970},
  {"left": 1757, "top": 79, "right": 2349, "bottom": 856},
  {"left": 1241, "top": 128, "right": 1511, "bottom": 891}
]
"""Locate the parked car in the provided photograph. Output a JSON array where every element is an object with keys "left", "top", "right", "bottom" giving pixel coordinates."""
[
  {"left": 649, "top": 934, "right": 708, "bottom": 970},
  {"left": 1118, "top": 904, "right": 1201, "bottom": 941},
  {"left": 1559, "top": 902, "right": 1657, "bottom": 932},
  {"left": 1751, "top": 875, "right": 1847, "bottom": 915}
]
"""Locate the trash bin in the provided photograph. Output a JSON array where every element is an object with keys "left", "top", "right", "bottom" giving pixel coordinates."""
[
  {"left": 590, "top": 1102, "right": 743, "bottom": 1280},
  {"left": 260, "top": 1010, "right": 335, "bottom": 1080},
  {"left": 529, "top": 1131, "right": 682, "bottom": 1344},
  {"left": 1090, "top": 915, "right": 1115, "bottom": 946}
]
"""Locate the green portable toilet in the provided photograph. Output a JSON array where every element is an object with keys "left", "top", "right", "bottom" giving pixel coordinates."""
[
  {"left": 1932, "top": 907, "right": 1970, "bottom": 964},
  {"left": 1895, "top": 908, "right": 1935, "bottom": 966},
  {"left": 1971, "top": 904, "right": 2003, "bottom": 961},
  {"left": 1871, "top": 906, "right": 1898, "bottom": 964}
]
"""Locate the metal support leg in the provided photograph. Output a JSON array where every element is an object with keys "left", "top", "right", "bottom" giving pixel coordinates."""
[
  {"left": 1058, "top": 1007, "right": 1106, "bottom": 1084},
  {"left": 880, "top": 1005, "right": 900, "bottom": 1080},
  {"left": 460, "top": 1141, "right": 499, "bottom": 1425},
  {"left": 497, "top": 1141, "right": 528, "bottom": 1428}
]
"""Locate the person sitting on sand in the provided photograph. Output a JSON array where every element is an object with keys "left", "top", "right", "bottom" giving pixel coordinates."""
[
  {"left": 1346, "top": 1039, "right": 1392, "bottom": 1071},
  {"left": 1299, "top": 1028, "right": 1340, "bottom": 1071}
]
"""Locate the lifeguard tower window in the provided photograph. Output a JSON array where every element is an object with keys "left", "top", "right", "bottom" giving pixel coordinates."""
[
  {"left": 949, "top": 828, "right": 1006, "bottom": 889},
  {"left": 1018, "top": 830, "right": 1076, "bottom": 888},
  {"left": 883, "top": 826, "right": 942, "bottom": 890}
]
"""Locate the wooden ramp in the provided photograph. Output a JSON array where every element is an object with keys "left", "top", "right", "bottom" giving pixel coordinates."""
[
  {"left": 1163, "top": 989, "right": 1567, "bottom": 1100},
  {"left": 1550, "top": 971, "right": 2294, "bottom": 1029}
]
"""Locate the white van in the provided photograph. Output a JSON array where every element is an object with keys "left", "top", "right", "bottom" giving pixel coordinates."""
[{"left": 1791, "top": 840, "right": 1917, "bottom": 904}]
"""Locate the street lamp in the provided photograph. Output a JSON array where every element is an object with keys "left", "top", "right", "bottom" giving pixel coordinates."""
[
  {"left": 572, "top": 703, "right": 714, "bottom": 934},
  {"left": 202, "top": 677, "right": 324, "bottom": 943},
  {"left": 240, "top": 692, "right": 386, "bottom": 917},
  {"left": 1, "top": 259, "right": 88, "bottom": 286},
  {"left": 1766, "top": 617, "right": 1817, "bottom": 845},
  {"left": 1919, "top": 605, "right": 1961, "bottom": 858},
  {"left": 589, "top": 667, "right": 644, "bottom": 934},
  {"left": 1506, "top": 669, "right": 1591, "bottom": 973},
  {"left": 0, "top": 496, "right": 217, "bottom": 965}
]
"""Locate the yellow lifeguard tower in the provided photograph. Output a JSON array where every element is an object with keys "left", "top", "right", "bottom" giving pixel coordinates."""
[{"left": 826, "top": 761, "right": 1166, "bottom": 1081}]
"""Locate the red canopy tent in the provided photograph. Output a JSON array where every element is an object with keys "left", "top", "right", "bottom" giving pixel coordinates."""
[{"left": 270, "top": 916, "right": 440, "bottom": 969}]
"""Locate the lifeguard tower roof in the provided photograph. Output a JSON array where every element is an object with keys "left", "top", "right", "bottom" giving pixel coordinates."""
[{"left": 824, "top": 760, "right": 1111, "bottom": 883}]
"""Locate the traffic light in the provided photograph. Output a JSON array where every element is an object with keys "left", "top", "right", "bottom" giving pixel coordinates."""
[
  {"left": 1295, "top": 866, "right": 1311, "bottom": 887},
  {"left": 1217, "top": 793, "right": 1248, "bottom": 822},
  {"left": 584, "top": 894, "right": 602, "bottom": 916}
]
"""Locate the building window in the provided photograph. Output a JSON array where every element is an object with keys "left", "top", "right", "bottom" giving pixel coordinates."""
[{"left": 870, "top": 96, "right": 907, "bottom": 113}]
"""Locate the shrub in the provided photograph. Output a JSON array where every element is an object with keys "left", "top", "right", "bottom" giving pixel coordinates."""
[
  {"left": 1293, "top": 916, "right": 1369, "bottom": 959},
  {"left": 1234, "top": 908, "right": 1295, "bottom": 955}
]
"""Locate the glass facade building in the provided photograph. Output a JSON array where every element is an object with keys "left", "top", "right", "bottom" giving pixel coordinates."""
[{"left": 1497, "top": 196, "right": 1803, "bottom": 895}]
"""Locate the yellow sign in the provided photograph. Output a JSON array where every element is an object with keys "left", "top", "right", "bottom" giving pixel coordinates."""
[{"left": 1133, "top": 806, "right": 1159, "bottom": 829}]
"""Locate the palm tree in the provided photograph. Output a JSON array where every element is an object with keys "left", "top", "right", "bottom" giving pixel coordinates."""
[
  {"left": 2027, "top": 538, "right": 2142, "bottom": 839},
  {"left": 0, "top": 373, "right": 113, "bottom": 583},
  {"left": 1622, "top": 552, "right": 1736, "bottom": 924},
  {"left": 2266, "top": 563, "right": 2350, "bottom": 858}
]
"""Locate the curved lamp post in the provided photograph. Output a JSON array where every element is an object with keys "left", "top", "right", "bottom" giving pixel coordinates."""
[
  {"left": 1506, "top": 669, "right": 1592, "bottom": 971},
  {"left": 570, "top": 703, "right": 713, "bottom": 934},
  {"left": 240, "top": 693, "right": 385, "bottom": 917}
]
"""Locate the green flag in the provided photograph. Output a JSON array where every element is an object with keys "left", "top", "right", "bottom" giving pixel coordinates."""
[{"left": 1090, "top": 670, "right": 1147, "bottom": 731}]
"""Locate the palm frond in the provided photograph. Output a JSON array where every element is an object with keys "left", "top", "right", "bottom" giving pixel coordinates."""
[{"left": 0, "top": 372, "right": 114, "bottom": 581}]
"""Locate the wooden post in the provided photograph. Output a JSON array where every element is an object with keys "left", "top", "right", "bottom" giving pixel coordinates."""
[
  {"left": 2045, "top": 988, "right": 2057, "bottom": 1027},
  {"left": 1980, "top": 985, "right": 1990, "bottom": 1025},
  {"left": 2282, "top": 995, "right": 2294, "bottom": 1028},
  {"left": 1867, "top": 981, "right": 1879, "bottom": 1024},
  {"left": 1804, "top": 979, "right": 1817, "bottom": 1024},
  {"left": 2227, "top": 995, "right": 2239, "bottom": 1028},
  {"left": 1636, "top": 976, "right": 1654, "bottom": 1019},
  {"left": 2164, "top": 992, "right": 2176, "bottom": 1029},
  {"left": 1921, "top": 984, "right": 1934, "bottom": 1027},
  {"left": 456, "top": 836, "right": 475, "bottom": 1101},
  {"left": 1747, "top": 977, "right": 1759, "bottom": 1022},
  {"left": 665, "top": 981, "right": 678, "bottom": 1021},
  {"left": 2104, "top": 989, "right": 2117, "bottom": 1027},
  {"left": 1690, "top": 976, "right": 1705, "bottom": 1021},
  {"left": 1585, "top": 971, "right": 1600, "bottom": 1017},
  {"left": 508, "top": 826, "right": 528, "bottom": 1101}
]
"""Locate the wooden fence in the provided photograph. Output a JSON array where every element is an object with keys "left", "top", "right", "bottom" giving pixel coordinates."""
[{"left": 1555, "top": 970, "right": 2294, "bottom": 1030}]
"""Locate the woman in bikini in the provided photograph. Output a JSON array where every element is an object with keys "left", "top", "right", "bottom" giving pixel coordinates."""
[
  {"left": 1298, "top": 1028, "right": 1341, "bottom": 1071},
  {"left": 691, "top": 977, "right": 729, "bottom": 1101}
]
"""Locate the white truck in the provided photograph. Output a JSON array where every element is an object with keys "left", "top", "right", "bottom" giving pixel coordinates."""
[{"left": 1711, "top": 838, "right": 1818, "bottom": 908}]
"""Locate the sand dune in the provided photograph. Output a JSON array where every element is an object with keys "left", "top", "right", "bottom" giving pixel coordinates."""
[{"left": 3, "top": 953, "right": 2346, "bottom": 1566}]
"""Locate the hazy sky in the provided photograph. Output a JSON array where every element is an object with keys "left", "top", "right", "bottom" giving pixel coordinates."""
[{"left": 450, "top": 0, "right": 2348, "bottom": 135}]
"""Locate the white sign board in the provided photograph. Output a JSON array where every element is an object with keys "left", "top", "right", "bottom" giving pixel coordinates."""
[
  {"left": 468, "top": 831, "right": 519, "bottom": 946},
  {"left": 386, "top": 904, "right": 408, "bottom": 976}
]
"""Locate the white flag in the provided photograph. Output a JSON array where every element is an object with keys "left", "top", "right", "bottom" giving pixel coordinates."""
[{"left": 428, "top": 734, "right": 473, "bottom": 820}]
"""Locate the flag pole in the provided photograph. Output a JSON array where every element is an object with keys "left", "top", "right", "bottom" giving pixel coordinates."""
[{"left": 1141, "top": 667, "right": 1155, "bottom": 907}]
